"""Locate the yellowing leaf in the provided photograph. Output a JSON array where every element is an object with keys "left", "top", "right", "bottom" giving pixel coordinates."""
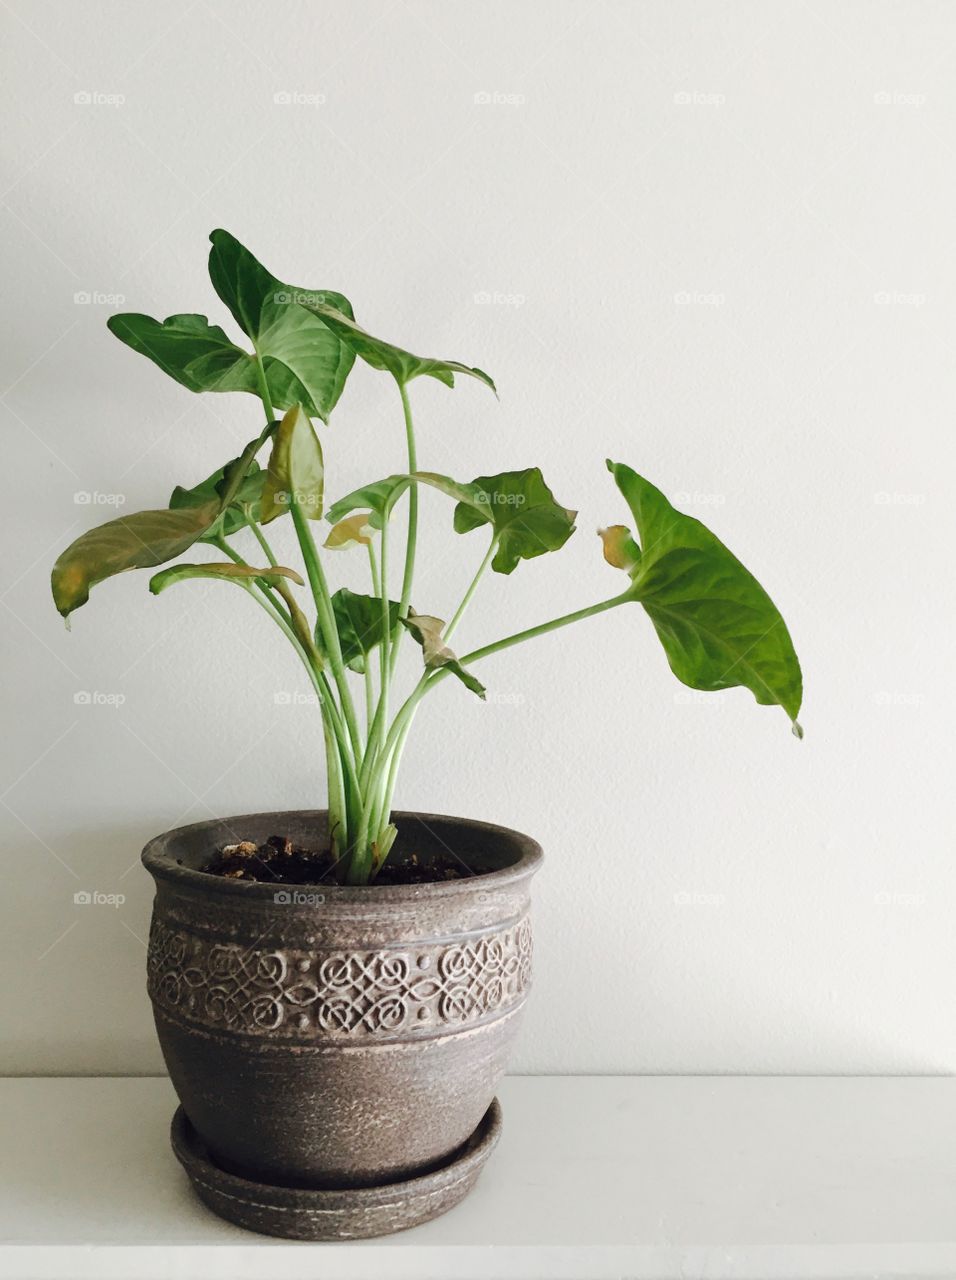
[
  {"left": 400, "top": 608, "right": 486, "bottom": 699},
  {"left": 324, "top": 512, "right": 376, "bottom": 551}
]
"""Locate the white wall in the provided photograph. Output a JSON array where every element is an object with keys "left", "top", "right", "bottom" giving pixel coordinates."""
[{"left": 2, "top": 0, "right": 954, "bottom": 1075}]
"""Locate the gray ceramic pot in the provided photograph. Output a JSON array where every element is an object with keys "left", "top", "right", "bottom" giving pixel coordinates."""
[{"left": 143, "top": 809, "right": 541, "bottom": 1235}]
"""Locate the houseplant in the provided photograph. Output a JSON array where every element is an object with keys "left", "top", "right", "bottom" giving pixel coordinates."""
[{"left": 51, "top": 230, "right": 802, "bottom": 1239}]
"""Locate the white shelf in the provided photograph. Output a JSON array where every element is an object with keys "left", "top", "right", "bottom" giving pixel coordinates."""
[{"left": 1, "top": 1076, "right": 955, "bottom": 1278}]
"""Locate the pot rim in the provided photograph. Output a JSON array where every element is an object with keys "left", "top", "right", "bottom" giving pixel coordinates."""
[{"left": 142, "top": 808, "right": 542, "bottom": 902}]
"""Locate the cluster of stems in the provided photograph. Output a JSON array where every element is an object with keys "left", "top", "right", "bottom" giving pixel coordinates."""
[{"left": 222, "top": 361, "right": 629, "bottom": 884}]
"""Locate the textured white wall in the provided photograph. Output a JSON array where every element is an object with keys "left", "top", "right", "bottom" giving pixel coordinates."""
[{"left": 2, "top": 0, "right": 954, "bottom": 1075}]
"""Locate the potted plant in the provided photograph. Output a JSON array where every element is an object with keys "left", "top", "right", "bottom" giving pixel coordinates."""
[{"left": 51, "top": 231, "right": 802, "bottom": 1240}]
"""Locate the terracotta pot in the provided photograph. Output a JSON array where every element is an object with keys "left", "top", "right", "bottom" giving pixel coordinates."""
[{"left": 143, "top": 809, "right": 541, "bottom": 1236}]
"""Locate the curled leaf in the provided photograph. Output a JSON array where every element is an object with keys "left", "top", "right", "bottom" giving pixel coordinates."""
[
  {"left": 324, "top": 512, "right": 376, "bottom": 551},
  {"left": 261, "top": 404, "right": 324, "bottom": 522},
  {"left": 52, "top": 502, "right": 222, "bottom": 618},
  {"left": 400, "top": 608, "right": 486, "bottom": 699},
  {"left": 149, "top": 562, "right": 304, "bottom": 594},
  {"left": 598, "top": 525, "right": 641, "bottom": 572}
]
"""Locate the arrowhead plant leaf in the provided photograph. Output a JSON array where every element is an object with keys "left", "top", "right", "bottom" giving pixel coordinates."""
[
  {"left": 149, "top": 562, "right": 304, "bottom": 594},
  {"left": 331, "top": 588, "right": 401, "bottom": 674},
  {"left": 324, "top": 513, "right": 376, "bottom": 550},
  {"left": 260, "top": 404, "right": 325, "bottom": 522},
  {"left": 325, "top": 471, "right": 486, "bottom": 527},
  {"left": 400, "top": 608, "right": 486, "bottom": 699},
  {"left": 606, "top": 460, "right": 803, "bottom": 734},
  {"left": 52, "top": 502, "right": 224, "bottom": 618},
  {"left": 108, "top": 231, "right": 355, "bottom": 421},
  {"left": 453, "top": 468, "right": 577, "bottom": 574},
  {"left": 299, "top": 299, "right": 496, "bottom": 392}
]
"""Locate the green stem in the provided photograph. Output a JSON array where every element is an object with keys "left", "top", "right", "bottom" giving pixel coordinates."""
[
  {"left": 396, "top": 379, "right": 418, "bottom": 623},
  {"left": 291, "top": 501, "right": 363, "bottom": 760},
  {"left": 247, "top": 515, "right": 279, "bottom": 568},
  {"left": 444, "top": 535, "right": 497, "bottom": 642}
]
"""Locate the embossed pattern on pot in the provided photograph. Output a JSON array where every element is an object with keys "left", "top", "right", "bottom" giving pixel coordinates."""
[{"left": 147, "top": 916, "right": 533, "bottom": 1039}]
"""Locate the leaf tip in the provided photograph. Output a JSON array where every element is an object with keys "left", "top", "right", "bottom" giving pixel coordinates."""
[{"left": 791, "top": 719, "right": 804, "bottom": 740}]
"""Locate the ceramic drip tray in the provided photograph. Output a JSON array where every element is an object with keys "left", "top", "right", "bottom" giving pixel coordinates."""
[{"left": 170, "top": 1098, "right": 503, "bottom": 1241}]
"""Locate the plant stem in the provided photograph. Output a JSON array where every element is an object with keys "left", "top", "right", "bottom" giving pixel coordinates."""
[
  {"left": 396, "top": 379, "right": 418, "bottom": 625},
  {"left": 444, "top": 535, "right": 497, "bottom": 641},
  {"left": 291, "top": 500, "right": 363, "bottom": 760},
  {"left": 247, "top": 515, "right": 279, "bottom": 568}
]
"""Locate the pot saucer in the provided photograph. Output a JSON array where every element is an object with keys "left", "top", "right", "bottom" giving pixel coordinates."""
[{"left": 170, "top": 1097, "right": 502, "bottom": 1240}]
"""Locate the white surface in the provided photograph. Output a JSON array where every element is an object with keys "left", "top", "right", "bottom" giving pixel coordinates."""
[
  {"left": 2, "top": 1076, "right": 956, "bottom": 1279},
  {"left": 3, "top": 1, "right": 956, "bottom": 1076}
]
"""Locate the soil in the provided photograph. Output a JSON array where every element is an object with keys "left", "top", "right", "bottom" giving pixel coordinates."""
[{"left": 199, "top": 834, "right": 474, "bottom": 885}]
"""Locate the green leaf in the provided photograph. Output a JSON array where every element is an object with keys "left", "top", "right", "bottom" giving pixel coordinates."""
[
  {"left": 149, "top": 562, "right": 304, "bottom": 595},
  {"left": 453, "top": 468, "right": 577, "bottom": 574},
  {"left": 330, "top": 588, "right": 400, "bottom": 674},
  {"left": 607, "top": 460, "right": 803, "bottom": 734},
  {"left": 261, "top": 404, "right": 324, "bottom": 522},
  {"left": 51, "top": 501, "right": 222, "bottom": 618},
  {"left": 208, "top": 230, "right": 355, "bottom": 421},
  {"left": 170, "top": 458, "right": 267, "bottom": 538},
  {"left": 108, "top": 232, "right": 355, "bottom": 421},
  {"left": 325, "top": 470, "right": 485, "bottom": 528},
  {"left": 106, "top": 313, "right": 260, "bottom": 396},
  {"left": 400, "top": 608, "right": 486, "bottom": 699},
  {"left": 298, "top": 299, "right": 496, "bottom": 392}
]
